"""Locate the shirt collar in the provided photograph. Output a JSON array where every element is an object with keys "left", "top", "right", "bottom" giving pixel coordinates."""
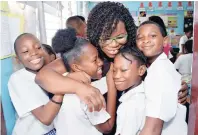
[
  {"left": 147, "top": 52, "right": 167, "bottom": 72},
  {"left": 155, "top": 52, "right": 167, "bottom": 60},
  {"left": 119, "top": 82, "right": 144, "bottom": 103}
]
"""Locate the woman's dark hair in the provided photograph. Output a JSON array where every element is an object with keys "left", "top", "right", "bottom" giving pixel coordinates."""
[
  {"left": 148, "top": 16, "right": 167, "bottom": 37},
  {"left": 184, "top": 40, "right": 193, "bottom": 53},
  {"left": 87, "top": 2, "right": 137, "bottom": 59},
  {"left": 42, "top": 44, "right": 56, "bottom": 59},
  {"left": 139, "top": 20, "right": 166, "bottom": 37},
  {"left": 52, "top": 28, "right": 89, "bottom": 71}
]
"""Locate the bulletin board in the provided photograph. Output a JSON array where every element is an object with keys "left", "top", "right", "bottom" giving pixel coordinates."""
[
  {"left": 167, "top": 16, "right": 177, "bottom": 28},
  {"left": 0, "top": 12, "right": 24, "bottom": 60},
  {"left": 132, "top": 10, "right": 177, "bottom": 28}
]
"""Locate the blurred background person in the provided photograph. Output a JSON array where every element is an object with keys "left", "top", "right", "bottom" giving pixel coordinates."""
[{"left": 66, "top": 16, "right": 87, "bottom": 37}]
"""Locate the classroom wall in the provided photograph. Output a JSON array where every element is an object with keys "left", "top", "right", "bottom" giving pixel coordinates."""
[
  {"left": 1, "top": 58, "right": 16, "bottom": 135},
  {"left": 88, "top": 1, "right": 194, "bottom": 35}
]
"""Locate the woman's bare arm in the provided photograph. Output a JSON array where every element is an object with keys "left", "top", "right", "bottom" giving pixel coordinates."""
[
  {"left": 36, "top": 58, "right": 72, "bottom": 94},
  {"left": 35, "top": 58, "right": 105, "bottom": 111}
]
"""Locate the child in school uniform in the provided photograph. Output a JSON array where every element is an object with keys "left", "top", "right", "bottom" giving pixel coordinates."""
[
  {"left": 114, "top": 37, "right": 187, "bottom": 135},
  {"left": 136, "top": 21, "right": 187, "bottom": 135},
  {"left": 52, "top": 28, "right": 116, "bottom": 135},
  {"left": 175, "top": 40, "right": 193, "bottom": 83},
  {"left": 113, "top": 46, "right": 147, "bottom": 135},
  {"left": 8, "top": 33, "right": 63, "bottom": 135}
]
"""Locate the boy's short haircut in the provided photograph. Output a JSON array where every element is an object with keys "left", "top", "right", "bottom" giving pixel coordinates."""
[
  {"left": 66, "top": 16, "right": 83, "bottom": 29},
  {"left": 75, "top": 15, "right": 85, "bottom": 22},
  {"left": 14, "top": 33, "right": 34, "bottom": 55},
  {"left": 42, "top": 44, "right": 56, "bottom": 59},
  {"left": 148, "top": 16, "right": 167, "bottom": 37},
  {"left": 139, "top": 20, "right": 166, "bottom": 37}
]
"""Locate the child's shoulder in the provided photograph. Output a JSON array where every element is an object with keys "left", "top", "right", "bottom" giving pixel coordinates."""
[
  {"left": 118, "top": 93, "right": 145, "bottom": 118},
  {"left": 119, "top": 82, "right": 145, "bottom": 109},
  {"left": 9, "top": 68, "right": 34, "bottom": 81},
  {"left": 178, "top": 53, "right": 192, "bottom": 60},
  {"left": 147, "top": 58, "right": 181, "bottom": 85},
  {"left": 10, "top": 68, "right": 25, "bottom": 77},
  {"left": 149, "top": 54, "right": 175, "bottom": 73}
]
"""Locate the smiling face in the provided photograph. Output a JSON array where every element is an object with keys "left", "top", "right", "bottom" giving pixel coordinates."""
[
  {"left": 136, "top": 24, "right": 166, "bottom": 63},
  {"left": 99, "top": 21, "right": 127, "bottom": 58},
  {"left": 113, "top": 53, "right": 146, "bottom": 91},
  {"left": 15, "top": 34, "right": 44, "bottom": 71},
  {"left": 73, "top": 43, "right": 103, "bottom": 80}
]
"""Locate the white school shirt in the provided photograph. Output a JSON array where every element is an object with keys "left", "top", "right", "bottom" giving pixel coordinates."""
[
  {"left": 56, "top": 77, "right": 110, "bottom": 135},
  {"left": 144, "top": 53, "right": 187, "bottom": 135},
  {"left": 174, "top": 53, "right": 193, "bottom": 78},
  {"left": 115, "top": 82, "right": 146, "bottom": 135},
  {"left": 8, "top": 68, "right": 55, "bottom": 135},
  {"left": 179, "top": 35, "right": 188, "bottom": 52}
]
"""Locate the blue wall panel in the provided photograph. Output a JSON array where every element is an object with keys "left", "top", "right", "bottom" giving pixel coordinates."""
[{"left": 1, "top": 58, "right": 16, "bottom": 135}]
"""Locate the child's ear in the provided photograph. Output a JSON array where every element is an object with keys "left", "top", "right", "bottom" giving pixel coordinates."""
[
  {"left": 138, "top": 65, "right": 147, "bottom": 77},
  {"left": 50, "top": 54, "right": 56, "bottom": 62},
  {"left": 71, "top": 63, "right": 82, "bottom": 72},
  {"left": 15, "top": 55, "right": 21, "bottom": 63},
  {"left": 163, "top": 36, "right": 169, "bottom": 47}
]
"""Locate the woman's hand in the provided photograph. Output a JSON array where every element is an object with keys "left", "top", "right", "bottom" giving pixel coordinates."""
[
  {"left": 75, "top": 84, "right": 106, "bottom": 112},
  {"left": 67, "top": 71, "right": 105, "bottom": 112},
  {"left": 67, "top": 71, "right": 91, "bottom": 84},
  {"left": 178, "top": 81, "right": 188, "bottom": 104},
  {"left": 68, "top": 72, "right": 105, "bottom": 111}
]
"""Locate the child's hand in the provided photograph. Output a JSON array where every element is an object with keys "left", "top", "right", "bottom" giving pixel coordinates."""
[
  {"left": 178, "top": 81, "right": 188, "bottom": 104},
  {"left": 67, "top": 71, "right": 91, "bottom": 84},
  {"left": 76, "top": 84, "right": 106, "bottom": 112}
]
